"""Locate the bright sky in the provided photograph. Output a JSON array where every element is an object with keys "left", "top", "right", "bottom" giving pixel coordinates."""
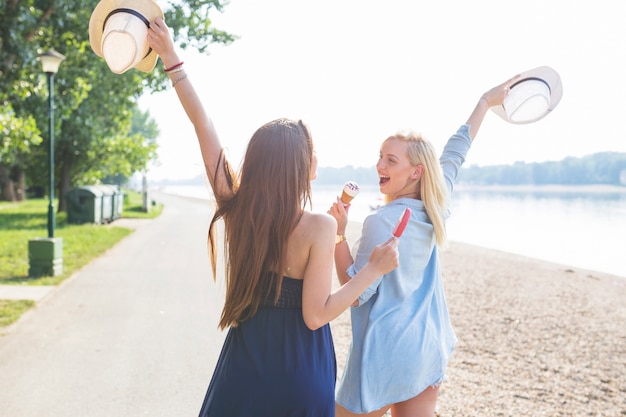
[{"left": 139, "top": 0, "right": 626, "bottom": 181}]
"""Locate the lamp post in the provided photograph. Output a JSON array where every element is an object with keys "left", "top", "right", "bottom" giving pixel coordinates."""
[
  {"left": 28, "top": 49, "right": 65, "bottom": 278},
  {"left": 37, "top": 49, "right": 65, "bottom": 238}
]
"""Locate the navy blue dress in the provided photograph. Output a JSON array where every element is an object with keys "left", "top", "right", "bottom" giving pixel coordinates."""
[{"left": 198, "top": 277, "right": 337, "bottom": 417}]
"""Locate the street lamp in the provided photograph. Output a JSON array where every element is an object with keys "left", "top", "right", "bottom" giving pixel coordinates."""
[
  {"left": 37, "top": 49, "right": 65, "bottom": 238},
  {"left": 28, "top": 49, "right": 65, "bottom": 278}
]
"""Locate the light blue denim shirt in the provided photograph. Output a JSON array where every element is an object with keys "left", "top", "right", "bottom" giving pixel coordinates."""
[{"left": 336, "top": 124, "right": 472, "bottom": 413}]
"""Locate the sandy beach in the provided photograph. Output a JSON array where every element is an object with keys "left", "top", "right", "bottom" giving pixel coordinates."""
[{"left": 331, "top": 222, "right": 626, "bottom": 417}]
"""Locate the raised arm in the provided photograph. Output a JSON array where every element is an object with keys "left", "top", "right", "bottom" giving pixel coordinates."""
[
  {"left": 465, "top": 74, "right": 522, "bottom": 141},
  {"left": 147, "top": 18, "right": 231, "bottom": 199}
]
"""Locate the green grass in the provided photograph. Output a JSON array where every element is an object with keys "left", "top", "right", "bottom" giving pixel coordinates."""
[
  {"left": 0, "top": 300, "right": 35, "bottom": 327},
  {"left": 0, "top": 189, "right": 163, "bottom": 327},
  {"left": 122, "top": 188, "right": 164, "bottom": 219}
]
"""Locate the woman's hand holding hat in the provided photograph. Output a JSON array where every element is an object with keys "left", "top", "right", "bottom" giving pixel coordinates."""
[
  {"left": 480, "top": 74, "right": 522, "bottom": 108},
  {"left": 147, "top": 18, "right": 180, "bottom": 69}
]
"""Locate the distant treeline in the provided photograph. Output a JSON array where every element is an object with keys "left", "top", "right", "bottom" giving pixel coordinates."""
[
  {"left": 314, "top": 166, "right": 379, "bottom": 187},
  {"left": 458, "top": 152, "right": 626, "bottom": 186},
  {"left": 154, "top": 152, "right": 626, "bottom": 187},
  {"left": 313, "top": 152, "right": 626, "bottom": 187}
]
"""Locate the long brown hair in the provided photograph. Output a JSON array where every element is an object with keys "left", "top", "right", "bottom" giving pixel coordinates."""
[{"left": 208, "top": 119, "right": 313, "bottom": 329}]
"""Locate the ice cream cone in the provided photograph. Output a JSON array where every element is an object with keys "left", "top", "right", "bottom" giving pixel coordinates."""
[{"left": 341, "top": 181, "right": 360, "bottom": 205}]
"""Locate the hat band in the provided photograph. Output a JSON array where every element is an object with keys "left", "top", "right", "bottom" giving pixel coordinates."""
[
  {"left": 103, "top": 8, "right": 153, "bottom": 59},
  {"left": 511, "top": 77, "right": 551, "bottom": 94}
]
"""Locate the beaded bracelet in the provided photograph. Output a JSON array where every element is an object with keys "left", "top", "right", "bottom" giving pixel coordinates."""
[
  {"left": 172, "top": 73, "right": 188, "bottom": 87},
  {"left": 164, "top": 61, "right": 184, "bottom": 72}
]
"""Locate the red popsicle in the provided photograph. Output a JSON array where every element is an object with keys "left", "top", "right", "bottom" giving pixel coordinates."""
[{"left": 392, "top": 208, "right": 412, "bottom": 238}]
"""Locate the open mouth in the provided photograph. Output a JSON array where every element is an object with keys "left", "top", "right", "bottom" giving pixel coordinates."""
[{"left": 379, "top": 175, "right": 390, "bottom": 186}]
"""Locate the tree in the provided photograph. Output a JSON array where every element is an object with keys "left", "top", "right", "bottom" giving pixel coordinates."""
[
  {"left": 0, "top": 0, "right": 236, "bottom": 205},
  {"left": 458, "top": 153, "right": 626, "bottom": 186},
  {"left": 0, "top": 104, "right": 42, "bottom": 200},
  {"left": 92, "top": 104, "right": 160, "bottom": 187}
]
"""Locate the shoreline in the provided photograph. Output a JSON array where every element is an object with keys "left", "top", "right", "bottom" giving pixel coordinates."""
[
  {"left": 454, "top": 183, "right": 626, "bottom": 193},
  {"left": 331, "top": 221, "right": 626, "bottom": 416},
  {"left": 152, "top": 182, "right": 626, "bottom": 196},
  {"left": 157, "top": 189, "right": 626, "bottom": 280}
]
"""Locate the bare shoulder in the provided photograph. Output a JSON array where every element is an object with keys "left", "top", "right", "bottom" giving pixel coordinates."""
[
  {"left": 299, "top": 211, "right": 336, "bottom": 239},
  {"left": 285, "top": 211, "right": 335, "bottom": 279}
]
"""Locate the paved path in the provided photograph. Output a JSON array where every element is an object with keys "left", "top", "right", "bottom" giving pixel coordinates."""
[
  {"left": 0, "top": 284, "right": 56, "bottom": 301},
  {"left": 0, "top": 192, "right": 227, "bottom": 417}
]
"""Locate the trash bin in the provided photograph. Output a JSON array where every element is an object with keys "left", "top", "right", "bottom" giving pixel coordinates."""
[
  {"left": 100, "top": 185, "right": 114, "bottom": 223},
  {"left": 66, "top": 186, "right": 104, "bottom": 224},
  {"left": 66, "top": 185, "right": 124, "bottom": 224},
  {"left": 110, "top": 186, "right": 124, "bottom": 220}
]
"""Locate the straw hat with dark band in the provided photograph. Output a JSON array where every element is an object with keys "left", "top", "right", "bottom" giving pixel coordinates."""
[{"left": 89, "top": 0, "right": 163, "bottom": 74}]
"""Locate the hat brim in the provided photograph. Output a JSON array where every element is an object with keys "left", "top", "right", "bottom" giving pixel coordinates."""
[
  {"left": 89, "top": 0, "right": 163, "bottom": 73},
  {"left": 491, "top": 66, "right": 563, "bottom": 124}
]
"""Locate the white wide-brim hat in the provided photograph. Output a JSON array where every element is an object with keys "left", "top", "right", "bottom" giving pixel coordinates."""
[
  {"left": 492, "top": 66, "right": 563, "bottom": 124},
  {"left": 89, "top": 0, "right": 163, "bottom": 74}
]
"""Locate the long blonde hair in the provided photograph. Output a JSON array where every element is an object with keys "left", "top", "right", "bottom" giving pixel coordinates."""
[
  {"left": 383, "top": 132, "right": 449, "bottom": 246},
  {"left": 208, "top": 119, "right": 313, "bottom": 329}
]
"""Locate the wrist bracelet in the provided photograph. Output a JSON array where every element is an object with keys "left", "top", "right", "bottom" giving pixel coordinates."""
[
  {"left": 167, "top": 67, "right": 185, "bottom": 74},
  {"left": 172, "top": 73, "right": 188, "bottom": 87},
  {"left": 335, "top": 234, "right": 347, "bottom": 245},
  {"left": 164, "top": 61, "right": 184, "bottom": 72}
]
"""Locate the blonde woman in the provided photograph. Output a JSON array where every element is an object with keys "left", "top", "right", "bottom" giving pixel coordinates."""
[
  {"left": 148, "top": 18, "right": 399, "bottom": 417},
  {"left": 328, "top": 76, "right": 520, "bottom": 417}
]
